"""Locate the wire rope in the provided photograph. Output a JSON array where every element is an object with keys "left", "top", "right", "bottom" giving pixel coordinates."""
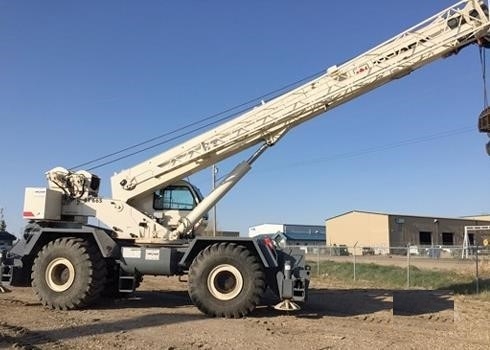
[{"left": 70, "top": 71, "right": 322, "bottom": 171}]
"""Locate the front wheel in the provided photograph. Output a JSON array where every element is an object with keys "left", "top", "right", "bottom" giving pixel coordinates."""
[
  {"left": 31, "top": 237, "right": 107, "bottom": 310},
  {"left": 188, "top": 243, "right": 265, "bottom": 318}
]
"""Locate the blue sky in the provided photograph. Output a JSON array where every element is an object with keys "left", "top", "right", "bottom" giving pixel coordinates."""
[{"left": 1, "top": 0, "right": 489, "bottom": 237}]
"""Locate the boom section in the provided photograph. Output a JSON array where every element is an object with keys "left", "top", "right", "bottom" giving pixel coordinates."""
[{"left": 111, "top": 0, "right": 490, "bottom": 203}]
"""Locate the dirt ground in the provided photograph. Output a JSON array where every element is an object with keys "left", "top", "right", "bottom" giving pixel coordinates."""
[{"left": 0, "top": 276, "right": 489, "bottom": 350}]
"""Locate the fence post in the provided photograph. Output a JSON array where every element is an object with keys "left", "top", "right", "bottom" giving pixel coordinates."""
[
  {"left": 406, "top": 243, "right": 410, "bottom": 289},
  {"left": 353, "top": 242, "right": 358, "bottom": 282},
  {"left": 475, "top": 245, "right": 480, "bottom": 294},
  {"left": 317, "top": 247, "right": 320, "bottom": 277}
]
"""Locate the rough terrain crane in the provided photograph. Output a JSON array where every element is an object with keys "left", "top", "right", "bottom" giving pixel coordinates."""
[{"left": 2, "top": 0, "right": 490, "bottom": 317}]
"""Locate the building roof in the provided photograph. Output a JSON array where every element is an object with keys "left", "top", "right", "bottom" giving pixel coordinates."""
[
  {"left": 283, "top": 232, "right": 325, "bottom": 241},
  {"left": 0, "top": 230, "right": 16, "bottom": 242},
  {"left": 250, "top": 223, "right": 325, "bottom": 229},
  {"left": 254, "top": 231, "right": 325, "bottom": 242},
  {"left": 326, "top": 210, "right": 490, "bottom": 223},
  {"left": 249, "top": 223, "right": 326, "bottom": 239}
]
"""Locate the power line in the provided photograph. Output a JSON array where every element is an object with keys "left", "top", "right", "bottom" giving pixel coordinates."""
[
  {"left": 266, "top": 127, "right": 473, "bottom": 170},
  {"left": 70, "top": 71, "right": 323, "bottom": 171}
]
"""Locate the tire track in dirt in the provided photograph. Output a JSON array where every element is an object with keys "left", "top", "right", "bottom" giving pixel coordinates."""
[
  {"left": 352, "top": 314, "right": 392, "bottom": 324},
  {"left": 0, "top": 297, "right": 40, "bottom": 307},
  {"left": 0, "top": 322, "right": 70, "bottom": 350}
]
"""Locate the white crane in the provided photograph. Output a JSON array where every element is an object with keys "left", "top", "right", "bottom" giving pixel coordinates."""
[
  {"left": 33, "top": 0, "right": 490, "bottom": 244},
  {"left": 8, "top": 0, "right": 490, "bottom": 317}
]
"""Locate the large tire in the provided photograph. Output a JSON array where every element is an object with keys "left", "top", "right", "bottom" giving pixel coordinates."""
[
  {"left": 31, "top": 237, "right": 107, "bottom": 310},
  {"left": 188, "top": 243, "right": 265, "bottom": 318}
]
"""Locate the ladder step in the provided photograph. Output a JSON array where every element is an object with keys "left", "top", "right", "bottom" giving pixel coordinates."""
[
  {"left": 1, "top": 266, "right": 11, "bottom": 283},
  {"left": 118, "top": 275, "right": 136, "bottom": 293}
]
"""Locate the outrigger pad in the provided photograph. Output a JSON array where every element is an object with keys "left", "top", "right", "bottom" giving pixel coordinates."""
[{"left": 274, "top": 299, "right": 300, "bottom": 311}]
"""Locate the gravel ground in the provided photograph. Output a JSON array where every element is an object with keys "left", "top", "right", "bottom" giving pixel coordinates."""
[{"left": 0, "top": 276, "right": 489, "bottom": 350}]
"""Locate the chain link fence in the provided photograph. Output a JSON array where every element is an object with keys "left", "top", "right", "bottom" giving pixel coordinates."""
[{"left": 295, "top": 244, "right": 490, "bottom": 294}]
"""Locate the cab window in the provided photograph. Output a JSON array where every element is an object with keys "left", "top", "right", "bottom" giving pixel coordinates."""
[{"left": 153, "top": 186, "right": 196, "bottom": 210}]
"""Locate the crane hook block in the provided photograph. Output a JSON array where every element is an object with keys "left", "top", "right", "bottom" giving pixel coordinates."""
[
  {"left": 478, "top": 107, "right": 490, "bottom": 133},
  {"left": 478, "top": 35, "right": 490, "bottom": 49}
]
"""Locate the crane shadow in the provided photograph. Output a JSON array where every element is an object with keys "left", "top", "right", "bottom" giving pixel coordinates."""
[
  {"left": 253, "top": 288, "right": 393, "bottom": 318},
  {"left": 392, "top": 290, "right": 454, "bottom": 316},
  {"left": 95, "top": 290, "right": 193, "bottom": 310},
  {"left": 254, "top": 288, "right": 454, "bottom": 319},
  {"left": 0, "top": 287, "right": 456, "bottom": 348},
  {"left": 1, "top": 311, "right": 205, "bottom": 349},
  {"left": 95, "top": 287, "right": 454, "bottom": 318}
]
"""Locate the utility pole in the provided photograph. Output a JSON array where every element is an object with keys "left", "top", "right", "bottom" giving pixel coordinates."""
[{"left": 211, "top": 165, "right": 218, "bottom": 237}]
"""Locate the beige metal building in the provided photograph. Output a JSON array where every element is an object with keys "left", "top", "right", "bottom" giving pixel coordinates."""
[{"left": 326, "top": 210, "right": 490, "bottom": 254}]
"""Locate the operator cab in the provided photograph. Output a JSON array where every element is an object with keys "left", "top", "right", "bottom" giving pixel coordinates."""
[
  {"left": 153, "top": 182, "right": 204, "bottom": 211},
  {"left": 131, "top": 180, "right": 208, "bottom": 236}
]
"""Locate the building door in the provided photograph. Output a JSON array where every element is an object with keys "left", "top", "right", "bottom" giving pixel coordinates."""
[
  {"left": 442, "top": 232, "right": 454, "bottom": 246},
  {"left": 419, "top": 231, "right": 432, "bottom": 246}
]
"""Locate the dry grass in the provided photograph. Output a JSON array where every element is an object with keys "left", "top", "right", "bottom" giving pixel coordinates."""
[{"left": 311, "top": 260, "right": 490, "bottom": 297}]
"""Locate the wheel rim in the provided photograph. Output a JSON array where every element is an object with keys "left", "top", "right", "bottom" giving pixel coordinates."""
[
  {"left": 45, "top": 257, "right": 76, "bottom": 292},
  {"left": 207, "top": 264, "right": 243, "bottom": 301}
]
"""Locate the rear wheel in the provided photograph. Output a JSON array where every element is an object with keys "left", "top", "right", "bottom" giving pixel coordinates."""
[
  {"left": 188, "top": 243, "right": 265, "bottom": 318},
  {"left": 31, "top": 237, "right": 106, "bottom": 310}
]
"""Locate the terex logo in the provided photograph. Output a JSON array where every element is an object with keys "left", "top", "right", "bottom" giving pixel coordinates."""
[{"left": 355, "top": 37, "right": 429, "bottom": 75}]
